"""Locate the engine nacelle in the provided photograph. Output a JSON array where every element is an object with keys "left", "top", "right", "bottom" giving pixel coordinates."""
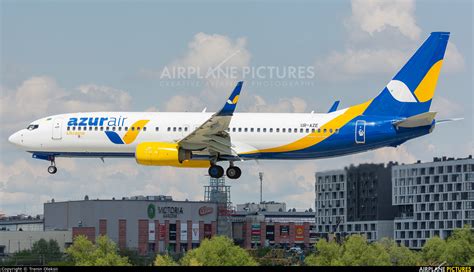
[{"left": 135, "top": 142, "right": 210, "bottom": 168}]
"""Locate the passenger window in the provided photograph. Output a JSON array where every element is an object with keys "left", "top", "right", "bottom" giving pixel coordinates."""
[
  {"left": 330, "top": 129, "right": 333, "bottom": 133},
  {"left": 269, "top": 128, "right": 273, "bottom": 133},
  {"left": 263, "top": 128, "right": 267, "bottom": 133},
  {"left": 125, "top": 127, "right": 128, "bottom": 131},
  {"left": 250, "top": 128, "right": 254, "bottom": 132},
  {"left": 112, "top": 127, "right": 116, "bottom": 131},
  {"left": 257, "top": 128, "right": 261, "bottom": 132},
  {"left": 293, "top": 128, "right": 297, "bottom": 133},
  {"left": 167, "top": 127, "right": 170, "bottom": 132},
  {"left": 173, "top": 127, "right": 176, "bottom": 132},
  {"left": 178, "top": 127, "right": 182, "bottom": 132},
  {"left": 78, "top": 127, "right": 81, "bottom": 131},
  {"left": 138, "top": 127, "right": 141, "bottom": 131},
  {"left": 143, "top": 127, "right": 147, "bottom": 131},
  {"left": 306, "top": 128, "right": 310, "bottom": 133},
  {"left": 89, "top": 127, "right": 93, "bottom": 131},
  {"left": 300, "top": 128, "right": 303, "bottom": 133},
  {"left": 131, "top": 127, "right": 135, "bottom": 131},
  {"left": 318, "top": 129, "right": 321, "bottom": 133},
  {"left": 106, "top": 127, "right": 110, "bottom": 131},
  {"left": 118, "top": 127, "right": 122, "bottom": 131},
  {"left": 95, "top": 127, "right": 98, "bottom": 131},
  {"left": 184, "top": 127, "right": 188, "bottom": 132},
  {"left": 155, "top": 127, "right": 159, "bottom": 131},
  {"left": 72, "top": 127, "right": 76, "bottom": 131},
  {"left": 67, "top": 127, "right": 70, "bottom": 131},
  {"left": 244, "top": 128, "right": 248, "bottom": 132},
  {"left": 311, "top": 128, "right": 315, "bottom": 133},
  {"left": 282, "top": 128, "right": 286, "bottom": 133},
  {"left": 100, "top": 127, "right": 104, "bottom": 131},
  {"left": 238, "top": 128, "right": 242, "bottom": 132},
  {"left": 232, "top": 128, "right": 236, "bottom": 132},
  {"left": 323, "top": 129, "right": 327, "bottom": 133},
  {"left": 335, "top": 129, "right": 339, "bottom": 134}
]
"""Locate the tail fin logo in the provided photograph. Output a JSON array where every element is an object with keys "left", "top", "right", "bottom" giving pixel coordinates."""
[
  {"left": 105, "top": 120, "right": 150, "bottom": 144},
  {"left": 386, "top": 80, "right": 417, "bottom": 103},
  {"left": 227, "top": 95, "right": 239, "bottom": 105}
]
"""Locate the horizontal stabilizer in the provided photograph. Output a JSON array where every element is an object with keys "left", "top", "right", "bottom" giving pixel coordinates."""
[
  {"left": 394, "top": 112, "right": 437, "bottom": 128},
  {"left": 436, "top": 118, "right": 464, "bottom": 125}
]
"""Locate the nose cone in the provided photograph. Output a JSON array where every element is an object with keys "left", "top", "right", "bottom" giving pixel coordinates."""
[{"left": 8, "top": 131, "right": 22, "bottom": 146}]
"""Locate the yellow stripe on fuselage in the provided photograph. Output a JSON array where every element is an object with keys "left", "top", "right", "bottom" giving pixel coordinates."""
[
  {"left": 242, "top": 99, "right": 373, "bottom": 154},
  {"left": 414, "top": 60, "right": 443, "bottom": 103},
  {"left": 123, "top": 120, "right": 150, "bottom": 144}
]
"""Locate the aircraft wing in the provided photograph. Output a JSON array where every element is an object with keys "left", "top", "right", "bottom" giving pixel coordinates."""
[{"left": 178, "top": 82, "right": 243, "bottom": 157}]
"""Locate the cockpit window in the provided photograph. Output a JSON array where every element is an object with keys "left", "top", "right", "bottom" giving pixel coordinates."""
[{"left": 27, "top": 124, "right": 39, "bottom": 130}]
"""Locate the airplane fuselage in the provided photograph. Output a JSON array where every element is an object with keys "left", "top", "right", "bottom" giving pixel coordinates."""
[{"left": 9, "top": 110, "right": 433, "bottom": 161}]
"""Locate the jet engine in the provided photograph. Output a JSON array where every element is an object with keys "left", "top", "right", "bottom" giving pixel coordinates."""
[{"left": 135, "top": 142, "right": 210, "bottom": 168}]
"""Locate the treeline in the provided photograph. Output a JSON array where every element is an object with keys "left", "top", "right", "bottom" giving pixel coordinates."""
[{"left": 1, "top": 225, "right": 473, "bottom": 266}]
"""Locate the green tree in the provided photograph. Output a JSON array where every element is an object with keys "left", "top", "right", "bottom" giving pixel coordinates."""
[
  {"left": 378, "top": 238, "right": 421, "bottom": 266},
  {"left": 442, "top": 225, "right": 474, "bottom": 265},
  {"left": 154, "top": 254, "right": 178, "bottom": 266},
  {"left": 31, "top": 239, "right": 62, "bottom": 264},
  {"left": 180, "top": 236, "right": 258, "bottom": 266},
  {"left": 66, "top": 235, "right": 131, "bottom": 266},
  {"left": 305, "top": 239, "right": 342, "bottom": 266},
  {"left": 422, "top": 236, "right": 446, "bottom": 265},
  {"left": 340, "top": 235, "right": 391, "bottom": 266}
]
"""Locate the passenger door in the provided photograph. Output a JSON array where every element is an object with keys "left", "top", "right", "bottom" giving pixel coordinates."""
[
  {"left": 355, "top": 120, "right": 366, "bottom": 144},
  {"left": 52, "top": 118, "right": 62, "bottom": 140}
]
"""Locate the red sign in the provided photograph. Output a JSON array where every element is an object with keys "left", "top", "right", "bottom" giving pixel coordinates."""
[
  {"left": 295, "top": 225, "right": 304, "bottom": 241},
  {"left": 159, "top": 224, "right": 165, "bottom": 240},
  {"left": 199, "top": 206, "right": 214, "bottom": 216}
]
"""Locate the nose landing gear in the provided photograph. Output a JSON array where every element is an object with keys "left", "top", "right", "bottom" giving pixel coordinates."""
[{"left": 47, "top": 157, "right": 57, "bottom": 174}]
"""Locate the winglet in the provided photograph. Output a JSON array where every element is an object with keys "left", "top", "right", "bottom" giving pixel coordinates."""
[
  {"left": 328, "top": 100, "right": 340, "bottom": 113},
  {"left": 216, "top": 81, "right": 243, "bottom": 116}
]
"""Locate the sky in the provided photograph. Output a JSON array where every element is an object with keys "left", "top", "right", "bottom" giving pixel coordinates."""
[{"left": 1, "top": 0, "right": 472, "bottom": 216}]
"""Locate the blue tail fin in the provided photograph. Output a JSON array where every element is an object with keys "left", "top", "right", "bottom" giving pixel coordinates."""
[{"left": 364, "top": 32, "right": 449, "bottom": 117}]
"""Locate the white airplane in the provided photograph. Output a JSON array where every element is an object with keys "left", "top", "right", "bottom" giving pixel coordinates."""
[{"left": 9, "top": 32, "right": 457, "bottom": 179}]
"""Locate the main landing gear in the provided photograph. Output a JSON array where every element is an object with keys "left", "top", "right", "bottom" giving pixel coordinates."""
[
  {"left": 208, "top": 163, "right": 241, "bottom": 179},
  {"left": 47, "top": 157, "right": 57, "bottom": 174}
]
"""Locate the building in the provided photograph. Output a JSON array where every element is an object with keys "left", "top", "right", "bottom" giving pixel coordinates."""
[
  {"left": 230, "top": 209, "right": 317, "bottom": 249},
  {"left": 315, "top": 163, "right": 396, "bottom": 242},
  {"left": 44, "top": 196, "right": 218, "bottom": 255},
  {"left": 0, "top": 216, "right": 43, "bottom": 232},
  {"left": 0, "top": 231, "right": 72, "bottom": 254},
  {"left": 393, "top": 156, "right": 474, "bottom": 249},
  {"left": 236, "top": 201, "right": 286, "bottom": 213}
]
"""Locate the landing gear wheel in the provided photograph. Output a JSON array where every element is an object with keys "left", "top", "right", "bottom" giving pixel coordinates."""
[
  {"left": 226, "top": 166, "right": 241, "bottom": 179},
  {"left": 208, "top": 165, "right": 224, "bottom": 178},
  {"left": 48, "top": 165, "right": 57, "bottom": 174}
]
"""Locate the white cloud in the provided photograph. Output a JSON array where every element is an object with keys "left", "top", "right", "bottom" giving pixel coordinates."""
[
  {"left": 315, "top": 48, "right": 408, "bottom": 80},
  {"left": 443, "top": 42, "right": 466, "bottom": 73},
  {"left": 172, "top": 32, "right": 251, "bottom": 72},
  {"left": 165, "top": 95, "right": 205, "bottom": 112},
  {"left": 316, "top": 1, "right": 465, "bottom": 81},
  {"left": 431, "top": 95, "right": 463, "bottom": 119},
  {"left": 0, "top": 76, "right": 132, "bottom": 132},
  {"left": 371, "top": 146, "right": 417, "bottom": 164},
  {"left": 246, "top": 95, "right": 307, "bottom": 113},
  {"left": 350, "top": 0, "right": 421, "bottom": 40}
]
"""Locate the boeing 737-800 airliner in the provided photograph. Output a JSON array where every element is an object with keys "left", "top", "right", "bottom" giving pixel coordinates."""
[{"left": 9, "top": 32, "right": 458, "bottom": 179}]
